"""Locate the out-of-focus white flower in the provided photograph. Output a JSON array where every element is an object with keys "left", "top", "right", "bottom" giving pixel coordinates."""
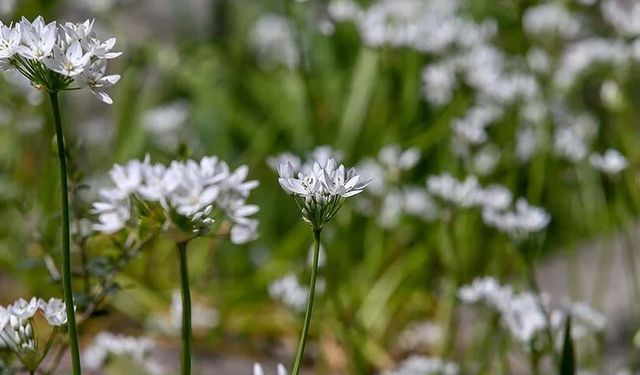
[
  {"left": 600, "top": 79, "right": 624, "bottom": 109},
  {"left": 482, "top": 198, "right": 550, "bottom": 238},
  {"left": 83, "top": 332, "right": 159, "bottom": 372},
  {"left": 142, "top": 101, "right": 188, "bottom": 149},
  {"left": 516, "top": 126, "right": 539, "bottom": 163},
  {"left": 527, "top": 48, "right": 551, "bottom": 74},
  {"left": 476, "top": 184, "right": 512, "bottom": 211},
  {"left": 554, "top": 38, "right": 630, "bottom": 90},
  {"left": 379, "top": 144, "right": 421, "bottom": 171},
  {"left": 471, "top": 144, "right": 501, "bottom": 176},
  {"left": 268, "top": 273, "right": 309, "bottom": 313},
  {"left": 523, "top": 3, "right": 581, "bottom": 38},
  {"left": 554, "top": 126, "right": 589, "bottom": 162},
  {"left": 381, "top": 355, "right": 459, "bottom": 375},
  {"left": 427, "top": 174, "right": 481, "bottom": 208},
  {"left": 402, "top": 187, "right": 438, "bottom": 221},
  {"left": 601, "top": 0, "right": 640, "bottom": 36},
  {"left": 253, "top": 363, "right": 288, "bottom": 375},
  {"left": 38, "top": 298, "right": 67, "bottom": 326},
  {"left": 422, "top": 64, "right": 457, "bottom": 106},
  {"left": 278, "top": 158, "right": 369, "bottom": 229},
  {"left": 590, "top": 149, "right": 628, "bottom": 175},
  {"left": 395, "top": 321, "right": 443, "bottom": 352},
  {"left": 249, "top": 14, "right": 299, "bottom": 70}
]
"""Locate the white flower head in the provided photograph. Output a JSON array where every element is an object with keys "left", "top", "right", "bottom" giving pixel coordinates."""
[
  {"left": 482, "top": 198, "right": 550, "bottom": 238},
  {"left": 590, "top": 149, "right": 628, "bottom": 175},
  {"left": 278, "top": 158, "right": 370, "bottom": 229}
]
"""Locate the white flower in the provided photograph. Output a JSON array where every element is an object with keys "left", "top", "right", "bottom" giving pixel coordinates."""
[
  {"left": 0, "top": 21, "right": 21, "bottom": 60},
  {"left": 268, "top": 273, "right": 309, "bottom": 313},
  {"left": 253, "top": 363, "right": 288, "bottom": 375},
  {"left": 74, "top": 58, "right": 121, "bottom": 104},
  {"left": 249, "top": 14, "right": 299, "bottom": 70},
  {"left": 590, "top": 149, "right": 628, "bottom": 175},
  {"left": 83, "top": 332, "right": 156, "bottom": 372},
  {"left": 523, "top": 3, "right": 581, "bottom": 38},
  {"left": 482, "top": 198, "right": 550, "bottom": 238},
  {"left": 378, "top": 144, "right": 421, "bottom": 171},
  {"left": 38, "top": 298, "right": 67, "bottom": 326},
  {"left": 43, "top": 41, "right": 90, "bottom": 76},
  {"left": 17, "top": 16, "right": 57, "bottom": 61},
  {"left": 9, "top": 297, "right": 39, "bottom": 321},
  {"left": 395, "top": 321, "right": 443, "bottom": 352},
  {"left": 426, "top": 173, "right": 481, "bottom": 208}
]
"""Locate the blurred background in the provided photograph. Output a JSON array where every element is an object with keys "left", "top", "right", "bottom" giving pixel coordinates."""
[{"left": 1, "top": 0, "right": 640, "bottom": 373}]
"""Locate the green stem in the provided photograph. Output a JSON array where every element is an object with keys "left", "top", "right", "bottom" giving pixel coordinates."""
[
  {"left": 48, "top": 92, "right": 82, "bottom": 375},
  {"left": 178, "top": 241, "right": 192, "bottom": 375},
  {"left": 292, "top": 228, "right": 322, "bottom": 375}
]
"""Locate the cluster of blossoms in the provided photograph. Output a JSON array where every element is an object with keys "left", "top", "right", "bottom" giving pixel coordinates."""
[
  {"left": 590, "top": 149, "right": 629, "bottom": 176},
  {"left": 0, "top": 16, "right": 120, "bottom": 103},
  {"left": 83, "top": 332, "right": 162, "bottom": 373},
  {"left": 394, "top": 320, "right": 443, "bottom": 353},
  {"left": 459, "top": 277, "right": 605, "bottom": 347},
  {"left": 426, "top": 173, "right": 513, "bottom": 211},
  {"left": 482, "top": 198, "right": 551, "bottom": 239},
  {"left": 355, "top": 144, "right": 437, "bottom": 228},
  {"left": 380, "top": 355, "right": 459, "bottom": 375},
  {"left": 0, "top": 298, "right": 66, "bottom": 370},
  {"left": 248, "top": 14, "right": 299, "bottom": 70},
  {"left": 92, "top": 155, "right": 259, "bottom": 244},
  {"left": 277, "top": 156, "right": 370, "bottom": 230}
]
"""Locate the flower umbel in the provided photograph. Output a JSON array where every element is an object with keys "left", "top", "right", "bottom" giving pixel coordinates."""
[
  {"left": 278, "top": 158, "right": 369, "bottom": 229},
  {"left": 0, "top": 16, "right": 121, "bottom": 103}
]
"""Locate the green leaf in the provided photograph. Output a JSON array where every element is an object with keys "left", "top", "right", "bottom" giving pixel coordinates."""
[{"left": 559, "top": 316, "right": 576, "bottom": 375}]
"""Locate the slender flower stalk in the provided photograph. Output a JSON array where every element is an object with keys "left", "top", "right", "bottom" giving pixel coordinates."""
[
  {"left": 177, "top": 241, "right": 192, "bottom": 375},
  {"left": 291, "top": 228, "right": 321, "bottom": 375},
  {"left": 276, "top": 156, "right": 370, "bottom": 373},
  {"left": 48, "top": 92, "right": 81, "bottom": 375}
]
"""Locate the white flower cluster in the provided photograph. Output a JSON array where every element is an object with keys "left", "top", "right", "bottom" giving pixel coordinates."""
[
  {"left": 354, "top": 145, "right": 438, "bottom": 228},
  {"left": 0, "top": 297, "right": 66, "bottom": 354},
  {"left": 601, "top": 0, "right": 640, "bottom": 36},
  {"left": 0, "top": 16, "right": 121, "bottom": 103},
  {"left": 482, "top": 198, "right": 551, "bottom": 238},
  {"left": 142, "top": 101, "right": 189, "bottom": 151},
  {"left": 268, "top": 145, "right": 344, "bottom": 176},
  {"left": 249, "top": 14, "right": 299, "bottom": 70},
  {"left": 329, "top": 0, "right": 495, "bottom": 53},
  {"left": 426, "top": 173, "right": 513, "bottom": 212},
  {"left": 590, "top": 149, "right": 628, "bottom": 175},
  {"left": 268, "top": 273, "right": 309, "bottom": 313},
  {"left": 83, "top": 332, "right": 162, "bottom": 373},
  {"left": 277, "top": 155, "right": 369, "bottom": 229},
  {"left": 395, "top": 321, "right": 443, "bottom": 353},
  {"left": 381, "top": 355, "right": 459, "bottom": 375},
  {"left": 253, "top": 363, "right": 287, "bottom": 375},
  {"left": 92, "top": 155, "right": 259, "bottom": 244},
  {"left": 460, "top": 277, "right": 605, "bottom": 346},
  {"left": 523, "top": 3, "right": 581, "bottom": 38}
]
